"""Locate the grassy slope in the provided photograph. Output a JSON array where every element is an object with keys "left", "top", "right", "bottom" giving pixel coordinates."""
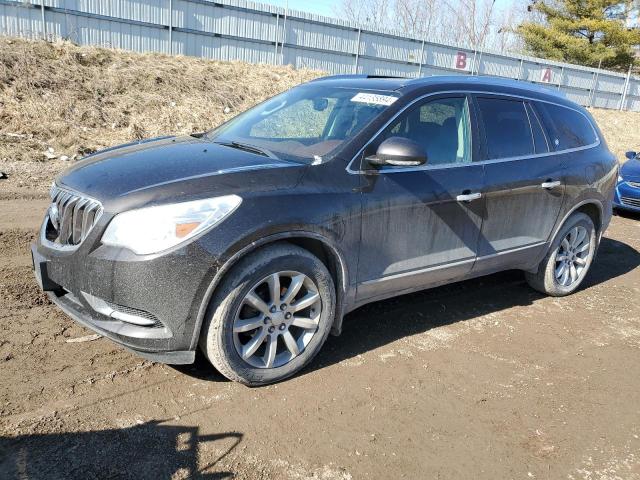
[
  {"left": 0, "top": 37, "right": 320, "bottom": 195},
  {"left": 1, "top": 37, "right": 638, "bottom": 195}
]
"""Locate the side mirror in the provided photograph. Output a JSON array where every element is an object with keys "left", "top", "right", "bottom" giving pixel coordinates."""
[
  {"left": 625, "top": 151, "right": 638, "bottom": 160},
  {"left": 366, "top": 137, "right": 427, "bottom": 168}
]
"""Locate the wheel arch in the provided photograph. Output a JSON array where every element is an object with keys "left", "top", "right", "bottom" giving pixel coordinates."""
[
  {"left": 574, "top": 202, "right": 602, "bottom": 233},
  {"left": 551, "top": 199, "right": 603, "bottom": 243},
  {"left": 189, "top": 231, "right": 350, "bottom": 351}
]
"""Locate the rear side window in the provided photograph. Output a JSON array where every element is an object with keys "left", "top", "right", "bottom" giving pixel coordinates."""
[
  {"left": 477, "top": 98, "right": 534, "bottom": 159},
  {"left": 536, "top": 102, "right": 598, "bottom": 150}
]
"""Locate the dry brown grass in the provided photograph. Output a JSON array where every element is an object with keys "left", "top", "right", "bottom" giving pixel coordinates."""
[
  {"left": 589, "top": 108, "right": 640, "bottom": 161},
  {"left": 0, "top": 37, "right": 320, "bottom": 193},
  {"left": 1, "top": 36, "right": 638, "bottom": 195}
]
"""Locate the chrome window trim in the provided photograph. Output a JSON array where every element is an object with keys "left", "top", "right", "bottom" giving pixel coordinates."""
[
  {"left": 346, "top": 89, "right": 601, "bottom": 175},
  {"left": 526, "top": 101, "right": 551, "bottom": 153},
  {"left": 522, "top": 100, "right": 538, "bottom": 154}
]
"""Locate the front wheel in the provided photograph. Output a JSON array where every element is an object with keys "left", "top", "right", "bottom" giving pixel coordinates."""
[
  {"left": 199, "top": 243, "right": 335, "bottom": 386},
  {"left": 525, "top": 212, "right": 597, "bottom": 296}
]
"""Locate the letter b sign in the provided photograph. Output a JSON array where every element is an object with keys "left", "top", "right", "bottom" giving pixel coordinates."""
[{"left": 454, "top": 51, "right": 468, "bottom": 70}]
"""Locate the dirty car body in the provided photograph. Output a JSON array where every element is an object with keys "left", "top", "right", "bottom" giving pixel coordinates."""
[{"left": 32, "top": 75, "right": 617, "bottom": 384}]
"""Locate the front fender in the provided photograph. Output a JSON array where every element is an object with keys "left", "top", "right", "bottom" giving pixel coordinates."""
[{"left": 188, "top": 228, "right": 353, "bottom": 350}]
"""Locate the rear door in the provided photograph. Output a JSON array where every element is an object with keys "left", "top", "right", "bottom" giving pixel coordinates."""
[{"left": 473, "top": 95, "right": 566, "bottom": 273}]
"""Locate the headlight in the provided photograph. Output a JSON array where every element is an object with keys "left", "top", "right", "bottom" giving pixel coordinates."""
[
  {"left": 618, "top": 175, "right": 624, "bottom": 183},
  {"left": 102, "top": 195, "right": 242, "bottom": 255}
]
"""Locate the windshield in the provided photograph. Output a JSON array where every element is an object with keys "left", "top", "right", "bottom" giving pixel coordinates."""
[{"left": 205, "top": 85, "right": 400, "bottom": 164}]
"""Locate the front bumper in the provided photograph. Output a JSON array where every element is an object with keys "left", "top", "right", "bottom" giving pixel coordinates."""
[
  {"left": 32, "top": 218, "right": 218, "bottom": 364},
  {"left": 46, "top": 288, "right": 195, "bottom": 364},
  {"left": 613, "top": 181, "right": 640, "bottom": 212}
]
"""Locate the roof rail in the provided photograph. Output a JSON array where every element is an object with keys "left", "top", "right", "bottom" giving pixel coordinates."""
[{"left": 309, "top": 74, "right": 407, "bottom": 82}]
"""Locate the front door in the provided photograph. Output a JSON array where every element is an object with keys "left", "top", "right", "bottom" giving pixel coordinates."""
[
  {"left": 355, "top": 95, "right": 485, "bottom": 302},
  {"left": 473, "top": 95, "right": 566, "bottom": 273}
]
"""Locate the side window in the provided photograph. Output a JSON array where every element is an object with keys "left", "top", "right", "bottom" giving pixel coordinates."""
[
  {"left": 536, "top": 102, "right": 598, "bottom": 150},
  {"left": 526, "top": 103, "right": 549, "bottom": 154},
  {"left": 476, "top": 97, "right": 534, "bottom": 159},
  {"left": 381, "top": 97, "right": 472, "bottom": 166}
]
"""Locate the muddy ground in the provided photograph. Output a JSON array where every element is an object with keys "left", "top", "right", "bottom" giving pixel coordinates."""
[{"left": 1, "top": 191, "right": 640, "bottom": 480}]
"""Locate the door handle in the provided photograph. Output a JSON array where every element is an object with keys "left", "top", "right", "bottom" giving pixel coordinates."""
[
  {"left": 456, "top": 192, "right": 482, "bottom": 202},
  {"left": 541, "top": 180, "right": 561, "bottom": 189}
]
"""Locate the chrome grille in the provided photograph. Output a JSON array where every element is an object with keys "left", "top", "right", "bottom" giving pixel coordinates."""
[
  {"left": 621, "top": 196, "right": 640, "bottom": 208},
  {"left": 46, "top": 185, "right": 103, "bottom": 247},
  {"left": 627, "top": 181, "right": 640, "bottom": 189}
]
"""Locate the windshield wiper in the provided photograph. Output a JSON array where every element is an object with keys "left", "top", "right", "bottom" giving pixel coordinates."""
[{"left": 215, "top": 141, "right": 278, "bottom": 159}]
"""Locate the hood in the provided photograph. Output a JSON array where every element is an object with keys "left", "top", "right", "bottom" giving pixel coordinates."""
[
  {"left": 57, "top": 136, "right": 305, "bottom": 210},
  {"left": 621, "top": 158, "right": 640, "bottom": 181}
]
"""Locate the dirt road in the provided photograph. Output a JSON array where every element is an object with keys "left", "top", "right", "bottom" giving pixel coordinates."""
[{"left": 1, "top": 192, "right": 640, "bottom": 479}]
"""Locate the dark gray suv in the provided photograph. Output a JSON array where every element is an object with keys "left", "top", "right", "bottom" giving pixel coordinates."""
[{"left": 32, "top": 75, "right": 617, "bottom": 385}]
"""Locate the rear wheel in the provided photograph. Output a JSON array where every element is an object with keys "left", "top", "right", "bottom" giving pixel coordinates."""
[
  {"left": 525, "top": 212, "right": 597, "bottom": 296},
  {"left": 199, "top": 243, "right": 335, "bottom": 386}
]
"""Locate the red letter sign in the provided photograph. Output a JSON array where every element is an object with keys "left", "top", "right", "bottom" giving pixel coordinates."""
[
  {"left": 454, "top": 51, "right": 467, "bottom": 70},
  {"left": 541, "top": 68, "right": 552, "bottom": 83}
]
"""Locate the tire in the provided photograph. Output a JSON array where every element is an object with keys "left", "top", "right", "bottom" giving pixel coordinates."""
[
  {"left": 199, "top": 242, "right": 335, "bottom": 386},
  {"left": 525, "top": 212, "right": 597, "bottom": 296}
]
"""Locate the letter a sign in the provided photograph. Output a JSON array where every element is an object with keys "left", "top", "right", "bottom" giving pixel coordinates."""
[
  {"left": 454, "top": 51, "right": 469, "bottom": 71},
  {"left": 541, "top": 68, "right": 553, "bottom": 83}
]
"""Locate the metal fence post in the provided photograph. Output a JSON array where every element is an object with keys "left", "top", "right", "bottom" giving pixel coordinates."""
[
  {"left": 274, "top": 12, "right": 280, "bottom": 65},
  {"left": 168, "top": 0, "right": 173, "bottom": 55},
  {"left": 280, "top": 4, "right": 288, "bottom": 65},
  {"left": 517, "top": 58, "right": 524, "bottom": 80},
  {"left": 40, "top": 1, "right": 46, "bottom": 41},
  {"left": 353, "top": 27, "right": 361, "bottom": 74},
  {"left": 470, "top": 48, "right": 478, "bottom": 76},
  {"left": 557, "top": 66, "right": 564, "bottom": 91},
  {"left": 417, "top": 38, "right": 425, "bottom": 77},
  {"left": 620, "top": 64, "right": 632, "bottom": 111},
  {"left": 588, "top": 59, "right": 602, "bottom": 107}
]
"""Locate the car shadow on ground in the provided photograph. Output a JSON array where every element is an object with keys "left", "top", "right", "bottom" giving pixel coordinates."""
[
  {"left": 614, "top": 208, "right": 640, "bottom": 222},
  {"left": 176, "top": 236, "right": 640, "bottom": 383},
  {"left": 0, "top": 421, "right": 242, "bottom": 479}
]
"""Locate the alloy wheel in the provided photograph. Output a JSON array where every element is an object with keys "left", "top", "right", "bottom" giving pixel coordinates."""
[
  {"left": 554, "top": 225, "right": 591, "bottom": 287},
  {"left": 232, "top": 271, "right": 321, "bottom": 368}
]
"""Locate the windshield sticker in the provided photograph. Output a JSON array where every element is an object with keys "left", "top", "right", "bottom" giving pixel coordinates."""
[{"left": 350, "top": 92, "right": 398, "bottom": 106}]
